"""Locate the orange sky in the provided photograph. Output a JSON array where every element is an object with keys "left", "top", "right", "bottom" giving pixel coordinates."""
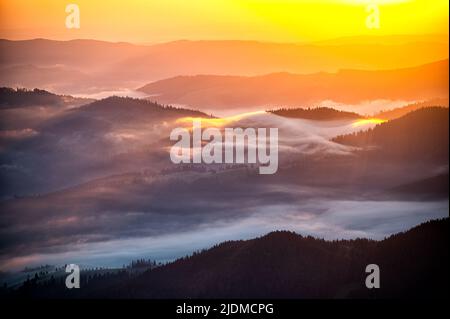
[{"left": 0, "top": 0, "right": 448, "bottom": 43}]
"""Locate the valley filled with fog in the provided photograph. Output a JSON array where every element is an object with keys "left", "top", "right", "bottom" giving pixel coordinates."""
[{"left": 1, "top": 93, "right": 447, "bottom": 271}]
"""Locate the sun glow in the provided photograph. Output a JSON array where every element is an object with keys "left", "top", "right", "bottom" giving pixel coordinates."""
[
  {"left": 0, "top": 0, "right": 447, "bottom": 42},
  {"left": 176, "top": 111, "right": 266, "bottom": 128},
  {"left": 352, "top": 118, "right": 387, "bottom": 127}
]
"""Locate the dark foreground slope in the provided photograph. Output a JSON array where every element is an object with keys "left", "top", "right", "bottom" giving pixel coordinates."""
[
  {"left": 333, "top": 107, "right": 449, "bottom": 163},
  {"left": 6, "top": 219, "right": 449, "bottom": 299}
]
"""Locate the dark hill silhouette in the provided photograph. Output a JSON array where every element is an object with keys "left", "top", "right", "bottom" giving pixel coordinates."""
[
  {"left": 0, "top": 94, "right": 210, "bottom": 197},
  {"left": 77, "top": 96, "right": 206, "bottom": 117},
  {"left": 125, "top": 218, "right": 449, "bottom": 299},
  {"left": 0, "top": 87, "right": 89, "bottom": 108},
  {"left": 269, "top": 107, "right": 362, "bottom": 121},
  {"left": 387, "top": 173, "right": 449, "bottom": 200},
  {"left": 375, "top": 98, "right": 449, "bottom": 120},
  {"left": 333, "top": 107, "right": 449, "bottom": 163},
  {"left": 41, "top": 96, "right": 209, "bottom": 134},
  {"left": 6, "top": 218, "right": 448, "bottom": 299}
]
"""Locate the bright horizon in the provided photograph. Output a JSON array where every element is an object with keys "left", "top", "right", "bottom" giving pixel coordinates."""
[
  {"left": 0, "top": 0, "right": 448, "bottom": 43},
  {"left": 0, "top": 33, "right": 448, "bottom": 46}
]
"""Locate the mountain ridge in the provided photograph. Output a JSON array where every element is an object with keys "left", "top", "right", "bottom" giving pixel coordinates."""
[
  {"left": 6, "top": 218, "right": 448, "bottom": 299},
  {"left": 332, "top": 107, "right": 449, "bottom": 164},
  {"left": 1, "top": 37, "right": 448, "bottom": 94},
  {"left": 138, "top": 59, "right": 449, "bottom": 109}
]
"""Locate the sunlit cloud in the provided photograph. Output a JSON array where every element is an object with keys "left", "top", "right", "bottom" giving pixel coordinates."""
[{"left": 175, "top": 111, "right": 266, "bottom": 128}]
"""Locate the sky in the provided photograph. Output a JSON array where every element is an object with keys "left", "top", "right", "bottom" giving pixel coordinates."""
[{"left": 0, "top": 0, "right": 448, "bottom": 43}]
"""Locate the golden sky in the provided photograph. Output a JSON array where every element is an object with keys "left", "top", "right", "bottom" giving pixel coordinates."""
[{"left": 0, "top": 0, "right": 448, "bottom": 43}]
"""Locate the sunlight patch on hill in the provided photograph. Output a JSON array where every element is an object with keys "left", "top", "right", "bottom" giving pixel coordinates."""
[
  {"left": 352, "top": 118, "right": 387, "bottom": 127},
  {"left": 175, "top": 110, "right": 266, "bottom": 128}
]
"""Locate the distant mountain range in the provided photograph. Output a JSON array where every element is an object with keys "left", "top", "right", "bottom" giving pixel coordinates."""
[
  {"left": 5, "top": 218, "right": 448, "bottom": 299},
  {"left": 0, "top": 36, "right": 448, "bottom": 94},
  {"left": 138, "top": 60, "right": 449, "bottom": 110}
]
